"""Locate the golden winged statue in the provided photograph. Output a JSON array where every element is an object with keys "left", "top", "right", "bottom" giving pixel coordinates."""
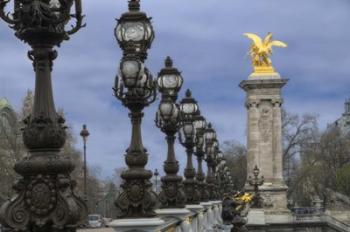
[{"left": 244, "top": 32, "right": 287, "bottom": 74}]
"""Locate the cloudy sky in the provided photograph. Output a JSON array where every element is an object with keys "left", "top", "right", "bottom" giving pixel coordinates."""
[{"left": 1, "top": 0, "right": 350, "bottom": 178}]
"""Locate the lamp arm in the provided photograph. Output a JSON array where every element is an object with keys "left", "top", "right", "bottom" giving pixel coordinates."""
[
  {"left": 0, "top": 0, "right": 18, "bottom": 24},
  {"left": 67, "top": 0, "right": 85, "bottom": 35},
  {"left": 67, "top": 13, "right": 86, "bottom": 35},
  {"left": 145, "top": 80, "right": 157, "bottom": 105}
]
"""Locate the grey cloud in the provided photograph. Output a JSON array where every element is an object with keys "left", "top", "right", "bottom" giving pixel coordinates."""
[{"left": 1, "top": 0, "right": 350, "bottom": 177}]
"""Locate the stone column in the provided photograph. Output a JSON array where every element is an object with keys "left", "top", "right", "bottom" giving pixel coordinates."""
[{"left": 240, "top": 73, "right": 289, "bottom": 211}]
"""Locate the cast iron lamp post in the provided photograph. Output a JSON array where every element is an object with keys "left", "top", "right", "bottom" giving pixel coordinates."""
[
  {"left": 227, "top": 175, "right": 234, "bottom": 195},
  {"left": 193, "top": 112, "right": 210, "bottom": 202},
  {"left": 179, "top": 90, "right": 201, "bottom": 204},
  {"left": 216, "top": 152, "right": 225, "bottom": 198},
  {"left": 248, "top": 165, "right": 264, "bottom": 208},
  {"left": 154, "top": 168, "right": 159, "bottom": 193},
  {"left": 0, "top": 0, "right": 86, "bottom": 231},
  {"left": 113, "top": 0, "right": 158, "bottom": 218},
  {"left": 80, "top": 124, "right": 90, "bottom": 201},
  {"left": 211, "top": 141, "right": 221, "bottom": 200},
  {"left": 216, "top": 150, "right": 226, "bottom": 198},
  {"left": 155, "top": 57, "right": 186, "bottom": 208},
  {"left": 204, "top": 123, "right": 217, "bottom": 201}
]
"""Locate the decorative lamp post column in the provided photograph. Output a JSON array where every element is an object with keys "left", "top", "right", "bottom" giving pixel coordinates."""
[
  {"left": 155, "top": 57, "right": 186, "bottom": 208},
  {"left": 154, "top": 168, "right": 159, "bottom": 193},
  {"left": 113, "top": 0, "right": 158, "bottom": 218},
  {"left": 204, "top": 123, "right": 217, "bottom": 201},
  {"left": 222, "top": 168, "right": 230, "bottom": 196},
  {"left": 0, "top": 0, "right": 86, "bottom": 231},
  {"left": 226, "top": 174, "right": 234, "bottom": 195},
  {"left": 80, "top": 124, "right": 90, "bottom": 201},
  {"left": 193, "top": 113, "right": 210, "bottom": 202},
  {"left": 216, "top": 150, "right": 225, "bottom": 199},
  {"left": 211, "top": 139, "right": 221, "bottom": 200},
  {"left": 179, "top": 90, "right": 201, "bottom": 205},
  {"left": 248, "top": 165, "right": 264, "bottom": 208}
]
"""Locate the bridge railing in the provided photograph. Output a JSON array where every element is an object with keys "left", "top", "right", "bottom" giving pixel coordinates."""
[{"left": 156, "top": 201, "right": 222, "bottom": 232}]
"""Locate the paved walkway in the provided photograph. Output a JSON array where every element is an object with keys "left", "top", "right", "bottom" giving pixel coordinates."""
[{"left": 78, "top": 228, "right": 114, "bottom": 232}]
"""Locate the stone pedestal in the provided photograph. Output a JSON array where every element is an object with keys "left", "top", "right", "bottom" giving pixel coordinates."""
[
  {"left": 109, "top": 218, "right": 164, "bottom": 232},
  {"left": 247, "top": 209, "right": 266, "bottom": 225},
  {"left": 240, "top": 72, "right": 289, "bottom": 211}
]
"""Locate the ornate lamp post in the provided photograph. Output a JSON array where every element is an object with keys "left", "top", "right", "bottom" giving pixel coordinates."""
[
  {"left": 154, "top": 168, "right": 159, "bottom": 193},
  {"left": 80, "top": 124, "right": 90, "bottom": 201},
  {"left": 216, "top": 152, "right": 226, "bottom": 198},
  {"left": 212, "top": 139, "right": 221, "bottom": 200},
  {"left": 204, "top": 123, "right": 217, "bottom": 201},
  {"left": 155, "top": 57, "right": 186, "bottom": 208},
  {"left": 113, "top": 0, "right": 158, "bottom": 218},
  {"left": 179, "top": 90, "right": 200, "bottom": 204},
  {"left": 248, "top": 165, "right": 264, "bottom": 208},
  {"left": 193, "top": 112, "right": 210, "bottom": 202},
  {"left": 0, "top": 0, "right": 86, "bottom": 231}
]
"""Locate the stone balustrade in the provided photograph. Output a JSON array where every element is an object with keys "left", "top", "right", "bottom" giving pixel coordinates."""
[
  {"left": 110, "top": 201, "right": 222, "bottom": 232},
  {"left": 157, "top": 201, "right": 222, "bottom": 232}
]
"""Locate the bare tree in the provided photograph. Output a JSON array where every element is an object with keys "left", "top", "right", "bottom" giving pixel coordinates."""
[
  {"left": 282, "top": 109, "right": 318, "bottom": 186},
  {"left": 222, "top": 140, "right": 247, "bottom": 190}
]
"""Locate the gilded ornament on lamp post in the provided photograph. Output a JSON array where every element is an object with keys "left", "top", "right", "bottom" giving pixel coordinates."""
[
  {"left": 155, "top": 57, "right": 186, "bottom": 208},
  {"left": 0, "top": 0, "right": 86, "bottom": 231},
  {"left": 179, "top": 90, "right": 201, "bottom": 205},
  {"left": 244, "top": 32, "right": 287, "bottom": 75},
  {"left": 113, "top": 0, "right": 158, "bottom": 218}
]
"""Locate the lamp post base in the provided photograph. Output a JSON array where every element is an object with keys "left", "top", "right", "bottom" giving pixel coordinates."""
[{"left": 109, "top": 218, "right": 164, "bottom": 232}]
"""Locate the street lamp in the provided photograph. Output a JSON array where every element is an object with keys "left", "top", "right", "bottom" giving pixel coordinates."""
[
  {"left": 193, "top": 112, "right": 210, "bottom": 202},
  {"left": 248, "top": 165, "right": 264, "bottom": 208},
  {"left": 154, "top": 169, "right": 159, "bottom": 193},
  {"left": 211, "top": 139, "right": 221, "bottom": 200},
  {"left": 216, "top": 149, "right": 225, "bottom": 198},
  {"left": 113, "top": 0, "right": 158, "bottom": 218},
  {"left": 80, "top": 124, "right": 90, "bottom": 201},
  {"left": 115, "top": 0, "right": 154, "bottom": 61},
  {"left": 204, "top": 123, "right": 218, "bottom": 201},
  {"left": 0, "top": 0, "right": 86, "bottom": 230},
  {"left": 179, "top": 89, "right": 201, "bottom": 204},
  {"left": 155, "top": 57, "right": 186, "bottom": 208}
]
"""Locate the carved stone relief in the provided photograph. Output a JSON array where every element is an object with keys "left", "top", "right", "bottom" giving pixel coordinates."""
[{"left": 258, "top": 102, "right": 272, "bottom": 143}]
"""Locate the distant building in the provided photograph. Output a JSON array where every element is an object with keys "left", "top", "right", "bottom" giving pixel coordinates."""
[{"left": 329, "top": 99, "right": 350, "bottom": 135}]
